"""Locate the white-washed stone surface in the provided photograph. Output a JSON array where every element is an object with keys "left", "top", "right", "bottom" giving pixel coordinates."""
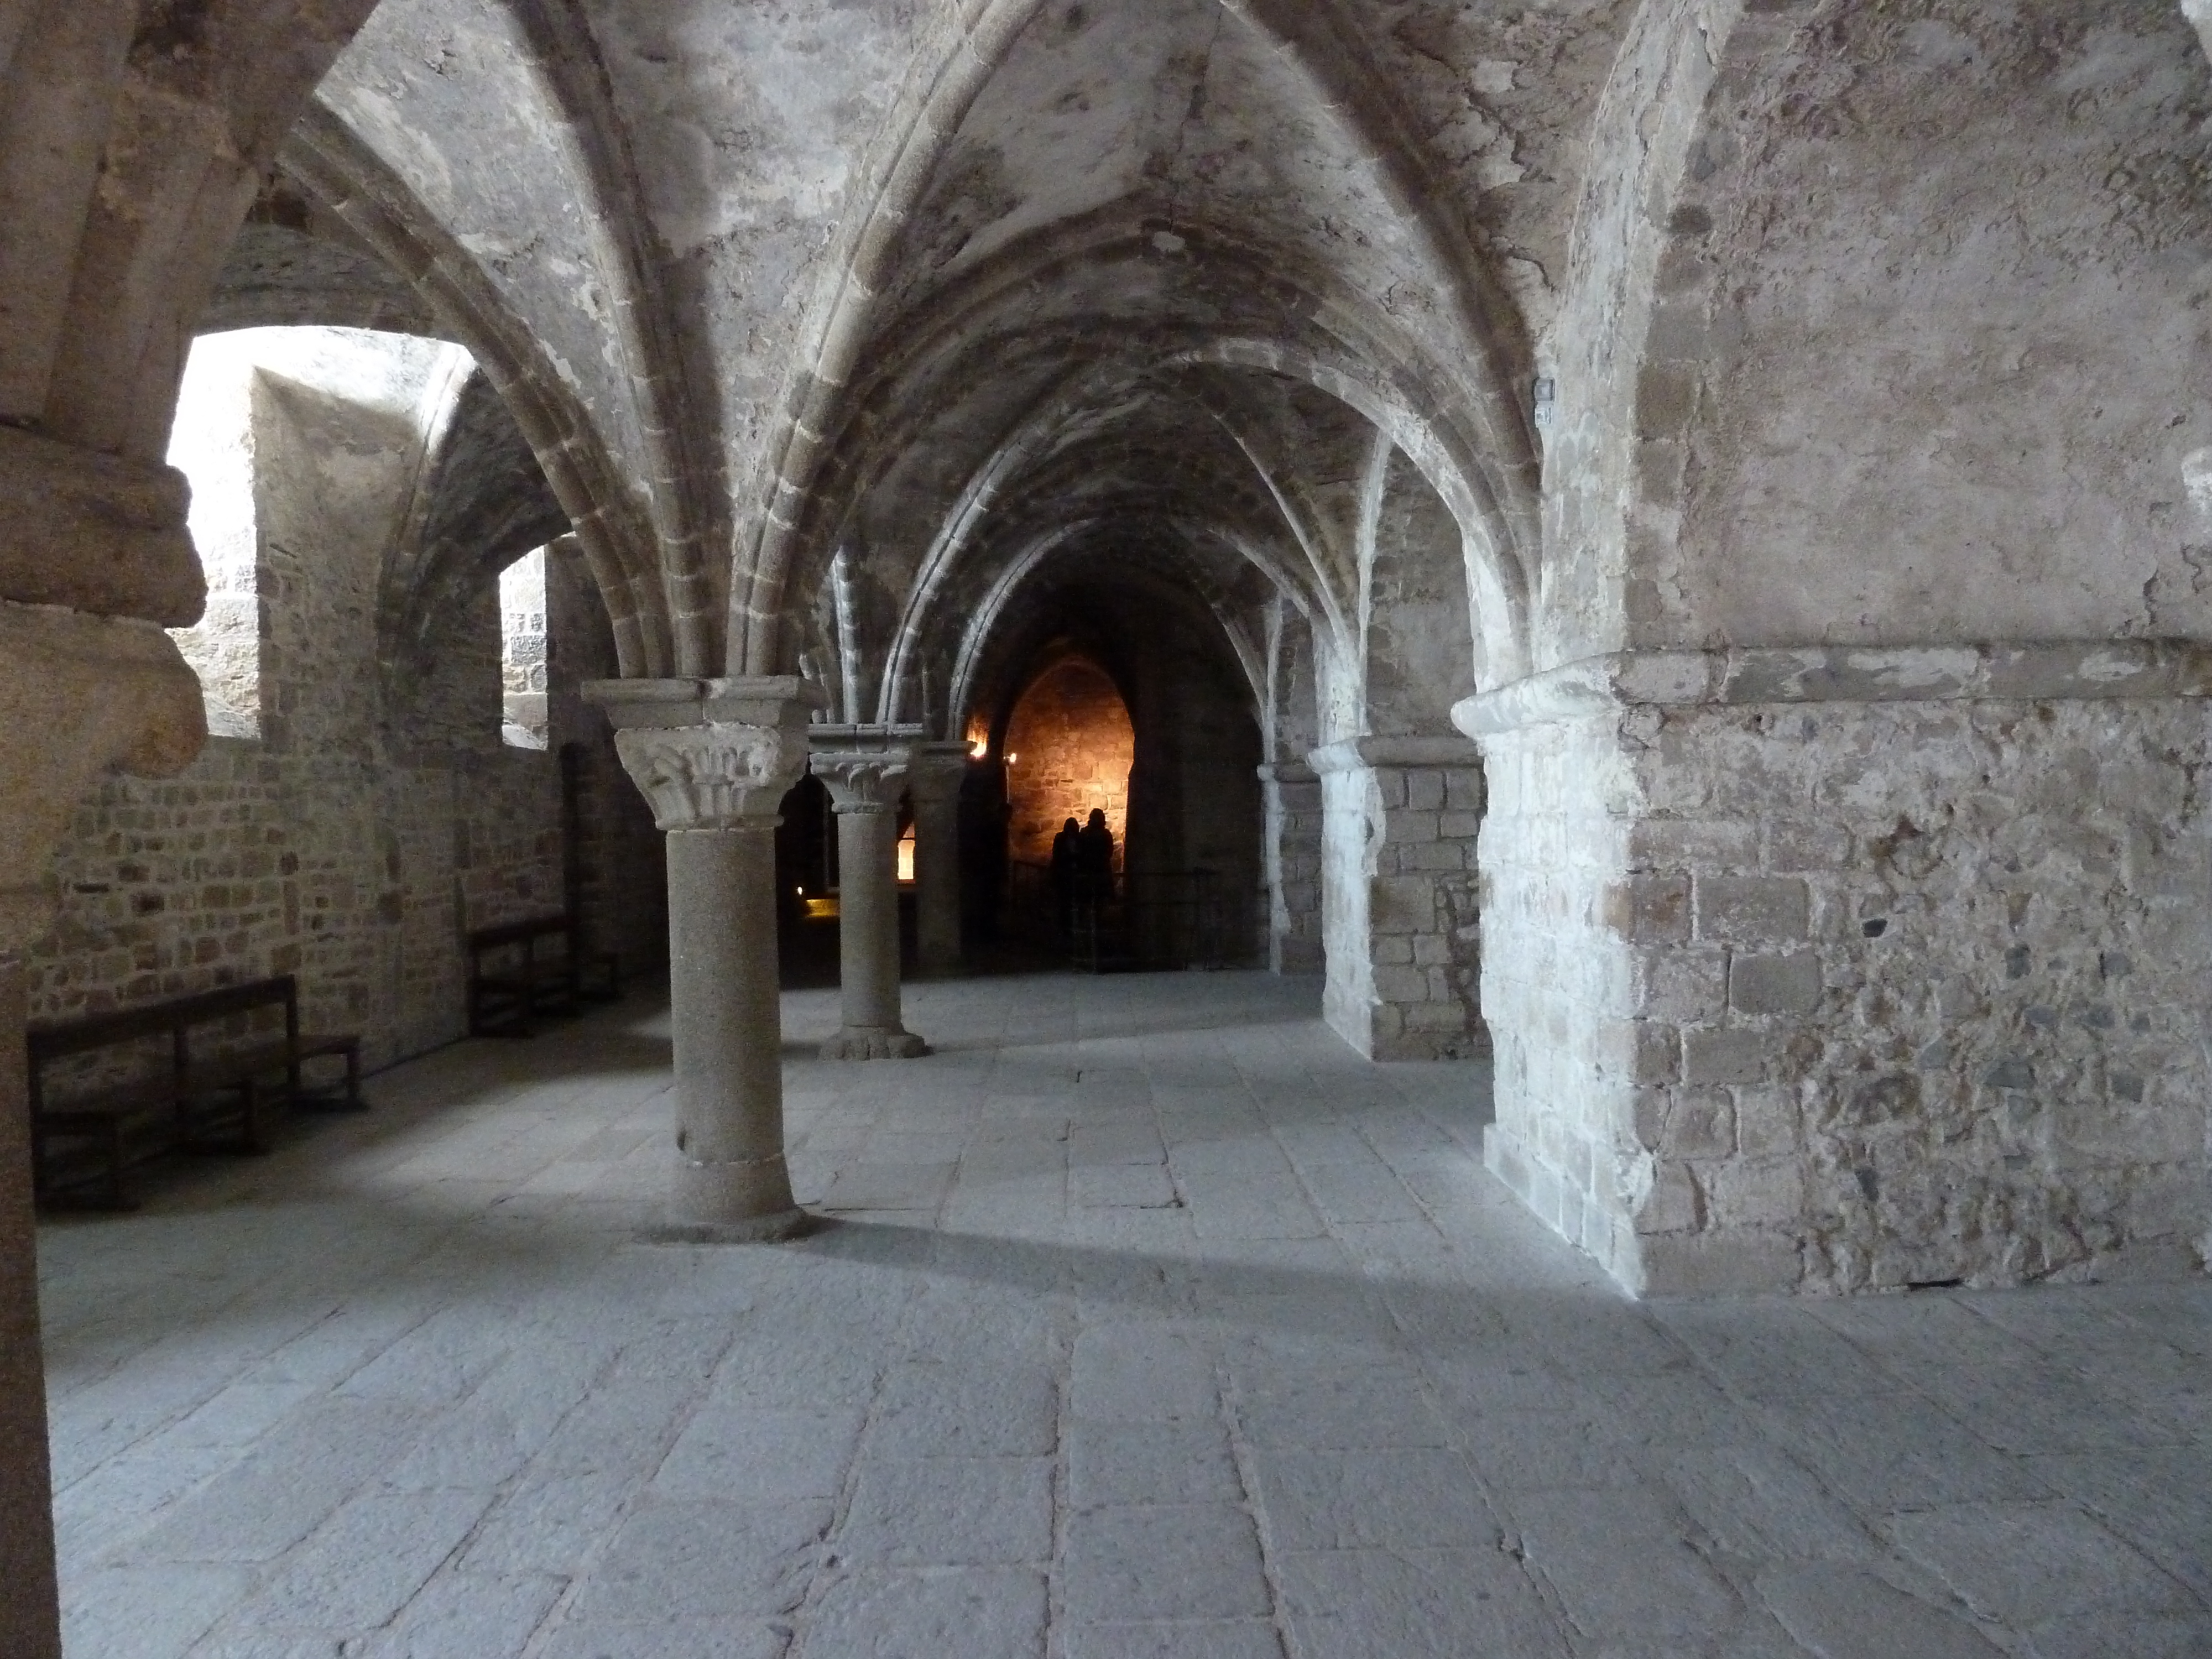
[{"left": 1480, "top": 695, "right": 2212, "bottom": 1297}]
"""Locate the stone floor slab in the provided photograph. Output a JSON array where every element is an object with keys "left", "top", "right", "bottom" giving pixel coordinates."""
[
  {"left": 31, "top": 973, "right": 2212, "bottom": 1659},
  {"left": 834, "top": 1456, "right": 1053, "bottom": 1566}
]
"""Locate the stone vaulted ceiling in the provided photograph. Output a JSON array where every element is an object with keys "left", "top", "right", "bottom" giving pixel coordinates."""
[
  {"left": 209, "top": 1, "right": 2212, "bottom": 729},
  {"left": 246, "top": 0, "right": 1650, "bottom": 713}
]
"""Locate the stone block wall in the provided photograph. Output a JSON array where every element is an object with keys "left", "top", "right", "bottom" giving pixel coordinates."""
[
  {"left": 24, "top": 333, "right": 665, "bottom": 1073},
  {"left": 1467, "top": 647, "right": 2212, "bottom": 1296},
  {"left": 1003, "top": 655, "right": 1134, "bottom": 865},
  {"left": 1313, "top": 738, "right": 1487, "bottom": 1062},
  {"left": 1474, "top": 711, "right": 1642, "bottom": 1278},
  {"left": 26, "top": 735, "right": 639, "bottom": 1071}
]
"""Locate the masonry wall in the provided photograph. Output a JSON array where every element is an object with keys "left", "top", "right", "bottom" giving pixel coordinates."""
[
  {"left": 1477, "top": 664, "right": 2212, "bottom": 1296},
  {"left": 1316, "top": 743, "right": 1486, "bottom": 1062},
  {"left": 1476, "top": 712, "right": 1640, "bottom": 1277},
  {"left": 24, "top": 336, "right": 664, "bottom": 1072},
  {"left": 33, "top": 743, "right": 568, "bottom": 1067},
  {"left": 1259, "top": 762, "right": 1323, "bottom": 974},
  {"left": 1003, "top": 656, "right": 1134, "bottom": 867}
]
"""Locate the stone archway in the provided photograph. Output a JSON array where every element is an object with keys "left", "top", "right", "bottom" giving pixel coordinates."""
[{"left": 1000, "top": 655, "right": 1135, "bottom": 873}]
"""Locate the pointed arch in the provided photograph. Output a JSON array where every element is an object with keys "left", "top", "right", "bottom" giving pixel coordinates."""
[{"left": 281, "top": 108, "right": 675, "bottom": 677}]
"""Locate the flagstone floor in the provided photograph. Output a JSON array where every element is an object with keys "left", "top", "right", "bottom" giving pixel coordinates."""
[{"left": 38, "top": 971, "right": 2212, "bottom": 1657}]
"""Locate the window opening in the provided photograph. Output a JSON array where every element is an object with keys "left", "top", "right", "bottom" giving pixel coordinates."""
[{"left": 500, "top": 547, "right": 550, "bottom": 749}]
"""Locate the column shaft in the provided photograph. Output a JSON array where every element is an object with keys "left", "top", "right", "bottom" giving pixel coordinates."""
[
  {"left": 912, "top": 790, "right": 962, "bottom": 975},
  {"left": 812, "top": 732, "right": 930, "bottom": 1061},
  {"left": 663, "top": 824, "right": 799, "bottom": 1233},
  {"left": 836, "top": 805, "right": 901, "bottom": 1032},
  {"left": 590, "top": 676, "right": 824, "bottom": 1236},
  {"left": 0, "top": 959, "right": 61, "bottom": 1659}
]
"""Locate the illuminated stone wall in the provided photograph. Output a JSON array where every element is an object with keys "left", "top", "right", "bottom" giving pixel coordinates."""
[{"left": 1002, "top": 656, "right": 1134, "bottom": 868}]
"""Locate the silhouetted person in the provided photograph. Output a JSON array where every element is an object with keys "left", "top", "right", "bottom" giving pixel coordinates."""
[
  {"left": 1077, "top": 808, "right": 1114, "bottom": 904},
  {"left": 1050, "top": 816, "right": 1081, "bottom": 940}
]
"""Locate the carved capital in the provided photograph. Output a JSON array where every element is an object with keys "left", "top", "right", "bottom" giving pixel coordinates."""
[
  {"left": 811, "top": 755, "right": 909, "bottom": 813},
  {"left": 0, "top": 426, "right": 206, "bottom": 624},
  {"left": 614, "top": 723, "right": 807, "bottom": 830},
  {"left": 810, "top": 723, "right": 924, "bottom": 814},
  {"left": 0, "top": 603, "right": 207, "bottom": 953},
  {"left": 588, "top": 676, "right": 826, "bottom": 832}
]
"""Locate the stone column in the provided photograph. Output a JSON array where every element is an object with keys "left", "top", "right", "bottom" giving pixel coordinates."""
[
  {"left": 589, "top": 677, "right": 822, "bottom": 1239},
  {"left": 1309, "top": 735, "right": 1486, "bottom": 1062},
  {"left": 0, "top": 598, "right": 208, "bottom": 1659},
  {"left": 812, "top": 727, "right": 928, "bottom": 1060},
  {"left": 1258, "top": 759, "right": 1324, "bottom": 974},
  {"left": 1455, "top": 644, "right": 2212, "bottom": 1298},
  {"left": 907, "top": 742, "right": 969, "bottom": 977}
]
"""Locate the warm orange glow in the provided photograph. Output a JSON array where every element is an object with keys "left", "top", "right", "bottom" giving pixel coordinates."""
[
  {"left": 1002, "top": 655, "right": 1134, "bottom": 866},
  {"left": 897, "top": 827, "right": 916, "bottom": 883}
]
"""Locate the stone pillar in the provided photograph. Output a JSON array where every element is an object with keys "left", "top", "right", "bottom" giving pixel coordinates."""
[
  {"left": 811, "top": 727, "right": 929, "bottom": 1060},
  {"left": 589, "top": 677, "right": 822, "bottom": 1239},
  {"left": 908, "top": 742, "right": 969, "bottom": 977},
  {"left": 0, "top": 598, "right": 208, "bottom": 1659},
  {"left": 1258, "top": 760, "right": 1324, "bottom": 974},
  {"left": 1309, "top": 735, "right": 1487, "bottom": 1061},
  {"left": 1457, "top": 644, "right": 2212, "bottom": 1298}
]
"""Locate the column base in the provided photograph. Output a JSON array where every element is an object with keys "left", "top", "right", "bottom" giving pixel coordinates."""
[
  {"left": 668, "top": 1152, "right": 801, "bottom": 1233},
  {"left": 644, "top": 1212, "right": 815, "bottom": 1245},
  {"left": 822, "top": 1025, "right": 931, "bottom": 1061}
]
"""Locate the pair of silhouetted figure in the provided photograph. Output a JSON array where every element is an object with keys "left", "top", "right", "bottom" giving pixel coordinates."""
[{"left": 1051, "top": 809, "right": 1114, "bottom": 937}]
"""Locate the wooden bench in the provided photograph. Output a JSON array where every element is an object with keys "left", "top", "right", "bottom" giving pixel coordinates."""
[
  {"left": 27, "top": 977, "right": 363, "bottom": 1210},
  {"left": 466, "top": 914, "right": 620, "bottom": 1037}
]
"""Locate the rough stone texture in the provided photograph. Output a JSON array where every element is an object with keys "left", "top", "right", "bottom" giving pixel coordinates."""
[
  {"left": 1001, "top": 655, "right": 1134, "bottom": 867},
  {"left": 1475, "top": 670, "right": 2211, "bottom": 1297},
  {"left": 810, "top": 732, "right": 931, "bottom": 1062},
  {"left": 17, "top": 28, "right": 2212, "bottom": 1656},
  {"left": 499, "top": 549, "right": 551, "bottom": 748},
  {"left": 1259, "top": 761, "right": 1324, "bottom": 975},
  {"left": 1313, "top": 740, "right": 1488, "bottom": 1065},
  {"left": 594, "top": 676, "right": 825, "bottom": 1237},
  {"left": 33, "top": 743, "right": 574, "bottom": 1068},
  {"left": 26, "top": 332, "right": 662, "bottom": 1069},
  {"left": 33, "top": 973, "right": 2212, "bottom": 1659},
  {"left": 0, "top": 606, "right": 208, "bottom": 955},
  {"left": 906, "top": 744, "right": 968, "bottom": 976},
  {"left": 0, "top": 424, "right": 205, "bottom": 626},
  {"left": 1649, "top": 1, "right": 2212, "bottom": 654}
]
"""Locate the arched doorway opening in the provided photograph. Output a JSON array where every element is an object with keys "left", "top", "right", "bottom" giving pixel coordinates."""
[
  {"left": 966, "top": 600, "right": 1261, "bottom": 969},
  {"left": 1001, "top": 654, "right": 1136, "bottom": 872}
]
